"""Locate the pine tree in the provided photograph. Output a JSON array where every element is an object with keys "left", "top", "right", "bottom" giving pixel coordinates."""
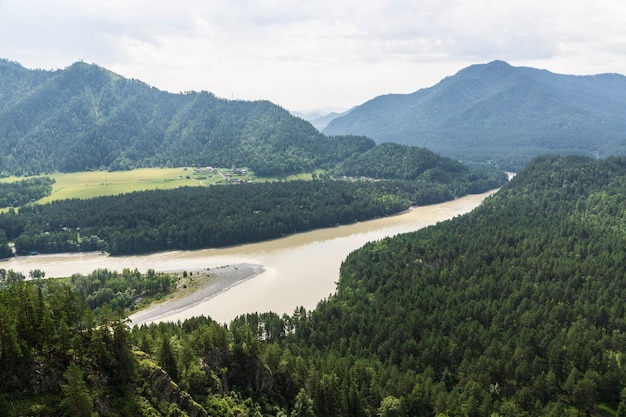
[
  {"left": 291, "top": 389, "right": 316, "bottom": 417},
  {"left": 159, "top": 335, "right": 179, "bottom": 382},
  {"left": 60, "top": 362, "right": 94, "bottom": 417}
]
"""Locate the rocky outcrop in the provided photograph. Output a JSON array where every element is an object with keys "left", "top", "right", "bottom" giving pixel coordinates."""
[{"left": 136, "top": 352, "right": 207, "bottom": 417}]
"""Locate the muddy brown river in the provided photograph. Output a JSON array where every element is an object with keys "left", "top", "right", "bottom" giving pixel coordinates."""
[{"left": 2, "top": 190, "right": 496, "bottom": 324}]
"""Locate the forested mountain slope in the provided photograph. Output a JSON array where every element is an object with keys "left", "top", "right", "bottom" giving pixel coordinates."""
[
  {"left": 334, "top": 142, "right": 468, "bottom": 180},
  {"left": 300, "top": 155, "right": 626, "bottom": 415},
  {"left": 0, "top": 59, "right": 372, "bottom": 176},
  {"left": 324, "top": 61, "right": 626, "bottom": 170},
  {"left": 0, "top": 274, "right": 208, "bottom": 416}
]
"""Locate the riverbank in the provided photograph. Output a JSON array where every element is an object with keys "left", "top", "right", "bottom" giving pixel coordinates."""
[{"left": 129, "top": 263, "right": 264, "bottom": 326}]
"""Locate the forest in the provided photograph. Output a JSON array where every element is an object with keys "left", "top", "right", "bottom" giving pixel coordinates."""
[
  {"left": 333, "top": 142, "right": 468, "bottom": 181},
  {"left": 0, "top": 165, "right": 506, "bottom": 257},
  {"left": 2, "top": 155, "right": 626, "bottom": 416},
  {"left": 0, "top": 271, "right": 202, "bottom": 416},
  {"left": 0, "top": 176, "right": 54, "bottom": 207}
]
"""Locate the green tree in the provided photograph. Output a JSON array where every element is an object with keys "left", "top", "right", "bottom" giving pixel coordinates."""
[
  {"left": 377, "top": 396, "right": 406, "bottom": 417},
  {"left": 291, "top": 389, "right": 316, "bottom": 417},
  {"left": 29, "top": 269, "right": 45, "bottom": 280},
  {"left": 60, "top": 362, "right": 94, "bottom": 417},
  {"left": 159, "top": 335, "right": 179, "bottom": 382}
]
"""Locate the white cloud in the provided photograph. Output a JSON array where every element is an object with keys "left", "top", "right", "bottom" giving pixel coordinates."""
[{"left": 1, "top": 0, "right": 626, "bottom": 111}]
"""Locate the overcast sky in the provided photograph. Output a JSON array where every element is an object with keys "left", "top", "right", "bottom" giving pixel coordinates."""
[{"left": 1, "top": 0, "right": 626, "bottom": 113}]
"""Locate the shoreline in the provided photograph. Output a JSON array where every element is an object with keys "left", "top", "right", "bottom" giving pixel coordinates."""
[{"left": 129, "top": 263, "right": 264, "bottom": 326}]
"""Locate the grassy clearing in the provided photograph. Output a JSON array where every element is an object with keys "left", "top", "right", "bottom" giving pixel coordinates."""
[
  {"left": 39, "top": 167, "right": 322, "bottom": 203},
  {"left": 1, "top": 167, "right": 321, "bottom": 208},
  {"left": 39, "top": 168, "right": 198, "bottom": 203}
]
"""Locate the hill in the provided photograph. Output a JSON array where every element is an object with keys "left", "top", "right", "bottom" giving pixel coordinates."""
[
  {"left": 0, "top": 59, "right": 372, "bottom": 176},
  {"left": 300, "top": 154, "right": 626, "bottom": 415},
  {"left": 324, "top": 60, "right": 626, "bottom": 170}
]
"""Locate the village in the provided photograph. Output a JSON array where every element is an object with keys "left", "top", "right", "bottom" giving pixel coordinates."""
[{"left": 186, "top": 166, "right": 253, "bottom": 184}]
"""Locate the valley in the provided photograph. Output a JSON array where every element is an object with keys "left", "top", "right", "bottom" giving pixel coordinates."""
[
  {"left": 3, "top": 188, "right": 494, "bottom": 324},
  {"left": 2, "top": 57, "right": 626, "bottom": 416}
]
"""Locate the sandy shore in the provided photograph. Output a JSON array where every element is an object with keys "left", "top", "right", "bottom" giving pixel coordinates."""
[{"left": 129, "top": 263, "right": 264, "bottom": 326}]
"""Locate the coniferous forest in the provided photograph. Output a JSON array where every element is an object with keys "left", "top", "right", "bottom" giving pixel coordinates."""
[{"left": 2, "top": 155, "right": 626, "bottom": 416}]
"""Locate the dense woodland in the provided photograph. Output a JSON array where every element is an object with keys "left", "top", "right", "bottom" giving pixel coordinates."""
[
  {"left": 0, "top": 271, "right": 205, "bottom": 416},
  {"left": 69, "top": 268, "right": 177, "bottom": 315},
  {"left": 0, "top": 176, "right": 54, "bottom": 207},
  {"left": 0, "top": 164, "right": 506, "bottom": 257},
  {"left": 2, "top": 155, "right": 626, "bottom": 416},
  {"left": 333, "top": 142, "right": 467, "bottom": 180}
]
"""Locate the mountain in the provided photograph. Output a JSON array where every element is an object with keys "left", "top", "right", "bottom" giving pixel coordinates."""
[
  {"left": 292, "top": 108, "right": 354, "bottom": 131},
  {"left": 0, "top": 59, "right": 372, "bottom": 176},
  {"left": 323, "top": 60, "right": 626, "bottom": 170}
]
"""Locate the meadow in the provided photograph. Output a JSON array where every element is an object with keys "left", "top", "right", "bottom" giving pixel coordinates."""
[
  {"left": 40, "top": 168, "right": 201, "bottom": 202},
  {"left": 1, "top": 167, "right": 319, "bottom": 208}
]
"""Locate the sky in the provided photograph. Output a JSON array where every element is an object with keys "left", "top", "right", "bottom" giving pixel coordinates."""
[{"left": 1, "top": 0, "right": 626, "bottom": 113}]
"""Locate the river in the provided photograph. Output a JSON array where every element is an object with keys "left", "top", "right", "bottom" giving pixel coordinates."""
[{"left": 1, "top": 189, "right": 496, "bottom": 324}]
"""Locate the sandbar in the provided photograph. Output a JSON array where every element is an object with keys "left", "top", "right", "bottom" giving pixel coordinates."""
[{"left": 129, "top": 263, "right": 264, "bottom": 326}]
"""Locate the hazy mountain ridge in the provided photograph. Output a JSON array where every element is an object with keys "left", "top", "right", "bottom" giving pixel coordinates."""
[
  {"left": 291, "top": 108, "right": 354, "bottom": 131},
  {"left": 324, "top": 60, "right": 626, "bottom": 169}
]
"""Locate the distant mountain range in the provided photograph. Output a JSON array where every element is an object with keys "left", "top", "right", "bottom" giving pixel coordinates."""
[
  {"left": 324, "top": 61, "right": 626, "bottom": 170},
  {"left": 0, "top": 59, "right": 372, "bottom": 176},
  {"left": 291, "top": 108, "right": 353, "bottom": 131}
]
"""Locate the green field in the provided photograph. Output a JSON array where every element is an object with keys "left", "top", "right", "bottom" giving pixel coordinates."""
[
  {"left": 42, "top": 168, "right": 205, "bottom": 202},
  {"left": 1, "top": 167, "right": 319, "bottom": 208}
]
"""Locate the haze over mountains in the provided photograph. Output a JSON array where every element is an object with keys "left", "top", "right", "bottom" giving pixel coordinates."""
[
  {"left": 324, "top": 60, "right": 626, "bottom": 170},
  {"left": 291, "top": 108, "right": 353, "bottom": 131}
]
